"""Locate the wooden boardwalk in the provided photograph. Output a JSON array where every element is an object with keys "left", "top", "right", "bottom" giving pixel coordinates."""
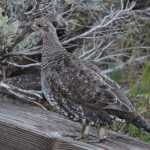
[{"left": 0, "top": 100, "right": 150, "bottom": 150}]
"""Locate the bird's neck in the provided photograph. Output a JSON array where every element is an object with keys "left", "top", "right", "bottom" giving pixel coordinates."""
[{"left": 42, "top": 28, "right": 65, "bottom": 64}]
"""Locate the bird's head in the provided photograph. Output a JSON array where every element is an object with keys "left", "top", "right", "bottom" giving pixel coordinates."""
[{"left": 32, "top": 17, "right": 56, "bottom": 33}]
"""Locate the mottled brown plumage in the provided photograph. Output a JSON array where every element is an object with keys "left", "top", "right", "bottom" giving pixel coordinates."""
[{"left": 33, "top": 17, "right": 150, "bottom": 140}]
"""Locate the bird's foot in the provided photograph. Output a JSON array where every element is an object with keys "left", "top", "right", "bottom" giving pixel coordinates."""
[
  {"left": 74, "top": 134, "right": 90, "bottom": 141},
  {"left": 98, "top": 136, "right": 107, "bottom": 143},
  {"left": 97, "top": 127, "right": 108, "bottom": 143},
  {"left": 75, "top": 122, "right": 91, "bottom": 141}
]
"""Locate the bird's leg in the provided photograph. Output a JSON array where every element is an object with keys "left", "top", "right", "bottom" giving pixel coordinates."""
[
  {"left": 76, "top": 119, "right": 90, "bottom": 140},
  {"left": 97, "top": 126, "right": 108, "bottom": 142},
  {"left": 114, "top": 119, "right": 129, "bottom": 134},
  {"left": 81, "top": 120, "right": 90, "bottom": 139},
  {"left": 118, "top": 122, "right": 128, "bottom": 133}
]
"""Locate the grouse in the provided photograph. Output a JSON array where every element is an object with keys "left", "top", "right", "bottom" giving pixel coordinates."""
[{"left": 32, "top": 17, "right": 150, "bottom": 141}]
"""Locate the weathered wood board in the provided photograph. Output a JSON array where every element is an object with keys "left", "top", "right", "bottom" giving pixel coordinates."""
[{"left": 0, "top": 100, "right": 149, "bottom": 150}]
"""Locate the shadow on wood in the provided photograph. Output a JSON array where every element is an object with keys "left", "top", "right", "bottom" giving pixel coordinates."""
[{"left": 0, "top": 100, "right": 149, "bottom": 150}]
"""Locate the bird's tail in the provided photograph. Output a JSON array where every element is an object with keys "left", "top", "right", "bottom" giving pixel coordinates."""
[
  {"left": 131, "top": 114, "right": 150, "bottom": 133},
  {"left": 108, "top": 110, "right": 150, "bottom": 133}
]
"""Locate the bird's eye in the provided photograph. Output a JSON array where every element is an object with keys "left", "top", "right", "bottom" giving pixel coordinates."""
[{"left": 37, "top": 24, "right": 42, "bottom": 27}]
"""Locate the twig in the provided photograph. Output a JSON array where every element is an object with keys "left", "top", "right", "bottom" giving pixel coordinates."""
[
  {"left": 7, "top": 61, "right": 41, "bottom": 69},
  {"left": 102, "top": 55, "right": 150, "bottom": 75},
  {"left": 0, "top": 46, "right": 42, "bottom": 61},
  {"left": 62, "top": 7, "right": 133, "bottom": 45},
  {"left": 0, "top": 82, "right": 46, "bottom": 110}
]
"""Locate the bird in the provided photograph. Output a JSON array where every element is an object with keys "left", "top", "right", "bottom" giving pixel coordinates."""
[{"left": 32, "top": 16, "right": 150, "bottom": 141}]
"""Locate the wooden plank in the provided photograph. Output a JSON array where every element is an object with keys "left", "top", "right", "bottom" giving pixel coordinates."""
[
  {"left": 0, "top": 101, "right": 149, "bottom": 150},
  {"left": 0, "top": 101, "right": 105, "bottom": 150}
]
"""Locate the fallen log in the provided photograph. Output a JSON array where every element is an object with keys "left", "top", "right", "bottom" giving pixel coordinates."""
[{"left": 0, "top": 100, "right": 149, "bottom": 150}]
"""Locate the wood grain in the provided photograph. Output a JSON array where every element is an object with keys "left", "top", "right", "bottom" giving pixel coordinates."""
[{"left": 0, "top": 101, "right": 149, "bottom": 150}]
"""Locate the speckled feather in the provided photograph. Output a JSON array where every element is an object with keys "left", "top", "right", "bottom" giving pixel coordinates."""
[{"left": 41, "top": 49, "right": 135, "bottom": 124}]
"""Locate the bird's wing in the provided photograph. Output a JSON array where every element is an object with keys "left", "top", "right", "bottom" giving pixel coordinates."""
[
  {"left": 83, "top": 63, "right": 135, "bottom": 113},
  {"left": 43, "top": 52, "right": 134, "bottom": 114},
  {"left": 83, "top": 61, "right": 135, "bottom": 113}
]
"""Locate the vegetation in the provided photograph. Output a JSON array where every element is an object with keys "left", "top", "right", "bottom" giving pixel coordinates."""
[{"left": 0, "top": 0, "right": 150, "bottom": 143}]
